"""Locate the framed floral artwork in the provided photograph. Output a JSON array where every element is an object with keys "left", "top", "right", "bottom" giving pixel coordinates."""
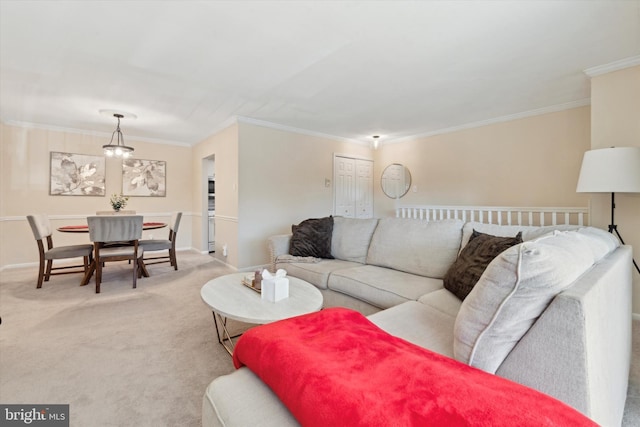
[
  {"left": 50, "top": 152, "right": 106, "bottom": 196},
  {"left": 122, "top": 159, "right": 166, "bottom": 197}
]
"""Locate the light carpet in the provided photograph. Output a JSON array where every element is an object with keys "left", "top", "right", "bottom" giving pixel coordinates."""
[
  {"left": 623, "top": 315, "right": 640, "bottom": 427},
  {"left": 0, "top": 252, "right": 239, "bottom": 426},
  {"left": 1, "top": 251, "right": 639, "bottom": 426}
]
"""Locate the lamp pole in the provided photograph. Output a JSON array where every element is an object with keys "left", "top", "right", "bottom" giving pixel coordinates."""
[{"left": 608, "top": 192, "right": 640, "bottom": 274}]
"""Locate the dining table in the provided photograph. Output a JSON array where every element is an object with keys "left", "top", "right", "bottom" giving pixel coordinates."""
[
  {"left": 57, "top": 222, "right": 167, "bottom": 233},
  {"left": 56, "top": 221, "right": 167, "bottom": 286}
]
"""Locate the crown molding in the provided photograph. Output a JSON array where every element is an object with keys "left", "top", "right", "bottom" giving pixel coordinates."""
[
  {"left": 200, "top": 116, "right": 240, "bottom": 141},
  {"left": 583, "top": 55, "right": 640, "bottom": 77},
  {"left": 2, "top": 95, "right": 600, "bottom": 150},
  {"left": 236, "top": 116, "right": 368, "bottom": 146},
  {"left": 0, "top": 118, "right": 191, "bottom": 147},
  {"left": 385, "top": 99, "right": 591, "bottom": 145}
]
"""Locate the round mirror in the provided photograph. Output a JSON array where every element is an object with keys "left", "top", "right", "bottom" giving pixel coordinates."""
[{"left": 381, "top": 164, "right": 411, "bottom": 199}]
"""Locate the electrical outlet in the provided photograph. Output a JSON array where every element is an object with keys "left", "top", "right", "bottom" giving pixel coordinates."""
[
  {"left": 223, "top": 244, "right": 228, "bottom": 257},
  {"left": 148, "top": 234, "right": 153, "bottom": 240}
]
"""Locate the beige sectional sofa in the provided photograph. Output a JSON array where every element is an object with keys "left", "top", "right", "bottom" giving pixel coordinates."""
[{"left": 203, "top": 216, "right": 633, "bottom": 427}]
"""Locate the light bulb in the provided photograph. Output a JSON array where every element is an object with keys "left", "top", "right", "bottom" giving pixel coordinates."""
[
  {"left": 372, "top": 135, "right": 380, "bottom": 150},
  {"left": 115, "top": 147, "right": 123, "bottom": 156}
]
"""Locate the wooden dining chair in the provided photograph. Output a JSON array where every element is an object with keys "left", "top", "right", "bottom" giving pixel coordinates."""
[
  {"left": 86, "top": 215, "right": 147, "bottom": 293},
  {"left": 27, "top": 214, "right": 94, "bottom": 288},
  {"left": 140, "top": 212, "right": 182, "bottom": 270}
]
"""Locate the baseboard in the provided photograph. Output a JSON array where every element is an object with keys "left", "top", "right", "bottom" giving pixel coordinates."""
[
  {"left": 0, "top": 261, "right": 41, "bottom": 271},
  {"left": 212, "top": 258, "right": 238, "bottom": 271},
  {"left": 238, "top": 263, "right": 271, "bottom": 273}
]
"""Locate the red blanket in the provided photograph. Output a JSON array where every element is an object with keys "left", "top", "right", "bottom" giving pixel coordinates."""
[{"left": 233, "top": 308, "right": 596, "bottom": 427}]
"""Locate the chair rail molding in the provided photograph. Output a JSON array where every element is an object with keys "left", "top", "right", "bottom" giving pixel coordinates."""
[{"left": 0, "top": 212, "right": 197, "bottom": 222}]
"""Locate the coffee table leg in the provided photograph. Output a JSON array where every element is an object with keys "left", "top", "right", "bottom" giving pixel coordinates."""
[{"left": 211, "top": 311, "right": 243, "bottom": 356}]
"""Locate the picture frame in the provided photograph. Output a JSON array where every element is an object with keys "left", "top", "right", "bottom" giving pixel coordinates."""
[
  {"left": 122, "top": 158, "right": 166, "bottom": 197},
  {"left": 50, "top": 152, "right": 106, "bottom": 196}
]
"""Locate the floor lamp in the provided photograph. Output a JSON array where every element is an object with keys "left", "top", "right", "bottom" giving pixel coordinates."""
[{"left": 576, "top": 146, "right": 640, "bottom": 274}]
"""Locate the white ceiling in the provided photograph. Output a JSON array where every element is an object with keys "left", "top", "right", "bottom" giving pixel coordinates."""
[{"left": 1, "top": 1, "right": 639, "bottom": 146}]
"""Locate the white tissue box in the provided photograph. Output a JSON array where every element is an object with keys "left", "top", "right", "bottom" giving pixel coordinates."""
[{"left": 261, "top": 278, "right": 289, "bottom": 302}]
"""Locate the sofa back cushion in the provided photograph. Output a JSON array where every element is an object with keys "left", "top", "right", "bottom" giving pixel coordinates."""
[
  {"left": 453, "top": 227, "right": 619, "bottom": 373},
  {"left": 366, "top": 218, "right": 464, "bottom": 278},
  {"left": 331, "top": 217, "right": 379, "bottom": 263}
]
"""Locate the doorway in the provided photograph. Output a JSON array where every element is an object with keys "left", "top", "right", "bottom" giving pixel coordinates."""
[{"left": 202, "top": 155, "right": 215, "bottom": 254}]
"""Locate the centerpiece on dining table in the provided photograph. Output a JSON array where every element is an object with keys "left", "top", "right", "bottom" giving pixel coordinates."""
[{"left": 110, "top": 193, "right": 129, "bottom": 212}]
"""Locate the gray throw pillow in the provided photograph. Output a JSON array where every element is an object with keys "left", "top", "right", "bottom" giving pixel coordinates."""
[
  {"left": 289, "top": 216, "right": 334, "bottom": 259},
  {"left": 444, "top": 230, "right": 523, "bottom": 301}
]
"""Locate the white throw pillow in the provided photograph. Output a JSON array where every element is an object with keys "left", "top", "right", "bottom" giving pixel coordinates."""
[
  {"left": 576, "top": 226, "right": 620, "bottom": 261},
  {"left": 453, "top": 229, "right": 614, "bottom": 373}
]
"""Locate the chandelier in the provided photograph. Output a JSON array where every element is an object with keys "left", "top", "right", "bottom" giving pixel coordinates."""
[{"left": 102, "top": 113, "right": 134, "bottom": 158}]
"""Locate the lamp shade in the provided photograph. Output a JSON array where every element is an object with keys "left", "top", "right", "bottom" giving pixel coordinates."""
[{"left": 576, "top": 147, "right": 640, "bottom": 193}]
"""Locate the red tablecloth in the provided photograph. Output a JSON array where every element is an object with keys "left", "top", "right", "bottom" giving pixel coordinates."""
[{"left": 57, "top": 222, "right": 166, "bottom": 232}]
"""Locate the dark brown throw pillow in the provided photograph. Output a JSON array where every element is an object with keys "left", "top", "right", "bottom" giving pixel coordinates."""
[
  {"left": 289, "top": 216, "right": 334, "bottom": 259},
  {"left": 444, "top": 229, "right": 523, "bottom": 301}
]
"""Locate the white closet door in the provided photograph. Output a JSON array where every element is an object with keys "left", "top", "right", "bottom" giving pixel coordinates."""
[
  {"left": 355, "top": 159, "right": 373, "bottom": 218},
  {"left": 334, "top": 156, "right": 355, "bottom": 217},
  {"left": 334, "top": 156, "right": 373, "bottom": 219}
]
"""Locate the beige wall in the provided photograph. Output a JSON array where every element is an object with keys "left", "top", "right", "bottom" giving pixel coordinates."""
[
  {"left": 590, "top": 65, "right": 640, "bottom": 312},
  {"left": 374, "top": 106, "right": 592, "bottom": 216},
  {"left": 191, "top": 124, "right": 239, "bottom": 265},
  {"left": 236, "top": 123, "right": 371, "bottom": 269},
  {"left": 0, "top": 123, "right": 192, "bottom": 268},
  {"left": 190, "top": 121, "right": 371, "bottom": 271}
]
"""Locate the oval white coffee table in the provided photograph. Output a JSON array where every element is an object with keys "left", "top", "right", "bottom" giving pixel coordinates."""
[{"left": 201, "top": 272, "right": 323, "bottom": 355}]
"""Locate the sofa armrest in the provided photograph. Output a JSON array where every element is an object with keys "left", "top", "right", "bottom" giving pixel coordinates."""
[
  {"left": 495, "top": 245, "right": 632, "bottom": 427},
  {"left": 267, "top": 234, "right": 292, "bottom": 271}
]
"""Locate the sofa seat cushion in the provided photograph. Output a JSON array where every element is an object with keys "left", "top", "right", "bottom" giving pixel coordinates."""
[
  {"left": 275, "top": 258, "right": 362, "bottom": 290},
  {"left": 330, "top": 217, "right": 379, "bottom": 263},
  {"left": 366, "top": 218, "right": 464, "bottom": 278},
  {"left": 203, "top": 367, "right": 298, "bottom": 427},
  {"left": 454, "top": 228, "right": 619, "bottom": 374},
  {"left": 368, "top": 301, "right": 455, "bottom": 358},
  {"left": 328, "top": 265, "right": 443, "bottom": 309},
  {"left": 418, "top": 289, "right": 463, "bottom": 318}
]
